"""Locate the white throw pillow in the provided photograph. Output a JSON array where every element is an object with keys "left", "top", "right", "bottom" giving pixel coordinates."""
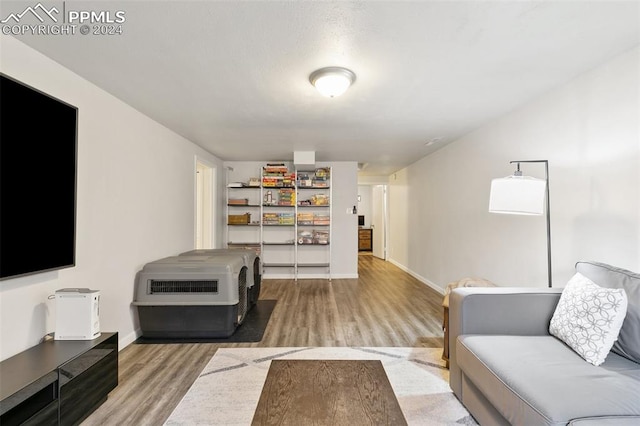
[{"left": 549, "top": 272, "right": 628, "bottom": 366}]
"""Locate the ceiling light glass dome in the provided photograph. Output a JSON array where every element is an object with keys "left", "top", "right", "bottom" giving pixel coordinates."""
[{"left": 309, "top": 67, "right": 356, "bottom": 97}]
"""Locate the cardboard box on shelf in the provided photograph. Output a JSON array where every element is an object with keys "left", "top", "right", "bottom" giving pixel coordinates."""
[{"left": 228, "top": 213, "right": 251, "bottom": 224}]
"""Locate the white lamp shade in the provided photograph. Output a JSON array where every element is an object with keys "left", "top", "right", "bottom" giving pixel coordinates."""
[{"left": 489, "top": 176, "right": 547, "bottom": 215}]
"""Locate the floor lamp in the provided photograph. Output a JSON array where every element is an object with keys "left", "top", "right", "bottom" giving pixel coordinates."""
[{"left": 489, "top": 160, "right": 552, "bottom": 287}]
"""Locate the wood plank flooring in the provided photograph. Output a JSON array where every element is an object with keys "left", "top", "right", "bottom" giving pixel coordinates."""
[{"left": 82, "top": 255, "right": 444, "bottom": 426}]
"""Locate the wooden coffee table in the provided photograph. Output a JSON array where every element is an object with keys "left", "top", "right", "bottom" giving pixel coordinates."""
[{"left": 252, "top": 360, "right": 407, "bottom": 425}]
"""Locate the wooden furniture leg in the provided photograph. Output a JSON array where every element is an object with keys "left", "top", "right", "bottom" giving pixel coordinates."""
[{"left": 442, "top": 306, "right": 449, "bottom": 368}]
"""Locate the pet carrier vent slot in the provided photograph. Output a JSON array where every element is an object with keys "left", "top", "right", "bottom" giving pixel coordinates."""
[
  {"left": 149, "top": 280, "right": 218, "bottom": 294},
  {"left": 237, "top": 267, "right": 248, "bottom": 324},
  {"left": 253, "top": 258, "right": 261, "bottom": 287}
]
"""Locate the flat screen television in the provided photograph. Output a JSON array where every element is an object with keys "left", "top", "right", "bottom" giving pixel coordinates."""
[{"left": 0, "top": 74, "right": 78, "bottom": 280}]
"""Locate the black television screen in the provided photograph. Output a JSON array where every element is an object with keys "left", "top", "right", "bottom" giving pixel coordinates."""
[{"left": 0, "top": 74, "right": 77, "bottom": 280}]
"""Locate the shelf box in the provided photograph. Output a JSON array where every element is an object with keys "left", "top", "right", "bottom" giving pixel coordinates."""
[
  {"left": 228, "top": 198, "right": 249, "bottom": 205},
  {"left": 228, "top": 213, "right": 251, "bottom": 224},
  {"left": 294, "top": 151, "right": 315, "bottom": 169}
]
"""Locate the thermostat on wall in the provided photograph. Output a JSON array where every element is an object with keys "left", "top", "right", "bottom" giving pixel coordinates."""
[{"left": 55, "top": 288, "right": 101, "bottom": 340}]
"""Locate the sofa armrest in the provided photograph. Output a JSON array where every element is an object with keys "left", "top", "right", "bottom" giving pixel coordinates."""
[{"left": 449, "top": 287, "right": 563, "bottom": 398}]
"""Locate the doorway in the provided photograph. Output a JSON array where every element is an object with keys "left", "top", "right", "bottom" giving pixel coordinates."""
[
  {"left": 371, "top": 185, "right": 387, "bottom": 260},
  {"left": 357, "top": 184, "right": 388, "bottom": 261},
  {"left": 195, "top": 158, "right": 215, "bottom": 249}
]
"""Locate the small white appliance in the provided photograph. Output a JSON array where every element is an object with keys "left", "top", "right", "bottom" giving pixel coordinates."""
[{"left": 55, "top": 288, "right": 101, "bottom": 340}]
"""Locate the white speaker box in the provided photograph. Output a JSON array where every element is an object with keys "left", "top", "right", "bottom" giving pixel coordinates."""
[{"left": 55, "top": 288, "right": 101, "bottom": 340}]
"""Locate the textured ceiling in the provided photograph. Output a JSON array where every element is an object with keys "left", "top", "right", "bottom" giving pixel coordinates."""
[{"left": 6, "top": 1, "right": 640, "bottom": 175}]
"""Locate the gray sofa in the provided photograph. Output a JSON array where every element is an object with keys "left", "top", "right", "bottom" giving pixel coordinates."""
[{"left": 449, "top": 261, "right": 640, "bottom": 425}]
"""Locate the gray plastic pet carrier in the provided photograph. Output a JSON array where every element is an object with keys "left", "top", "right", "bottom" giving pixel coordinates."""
[
  {"left": 133, "top": 255, "right": 248, "bottom": 338},
  {"left": 180, "top": 249, "right": 261, "bottom": 306}
]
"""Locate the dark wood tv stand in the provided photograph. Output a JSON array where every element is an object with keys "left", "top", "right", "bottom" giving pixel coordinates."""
[{"left": 0, "top": 332, "right": 118, "bottom": 425}]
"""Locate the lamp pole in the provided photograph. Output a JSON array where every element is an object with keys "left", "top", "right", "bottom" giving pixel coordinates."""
[{"left": 510, "top": 160, "right": 552, "bottom": 287}]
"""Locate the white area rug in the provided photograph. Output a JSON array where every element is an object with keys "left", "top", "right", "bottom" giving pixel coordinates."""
[{"left": 166, "top": 347, "right": 477, "bottom": 426}]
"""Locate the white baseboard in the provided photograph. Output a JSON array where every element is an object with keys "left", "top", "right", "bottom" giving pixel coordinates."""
[
  {"left": 119, "top": 329, "right": 141, "bottom": 351},
  {"left": 388, "top": 258, "right": 445, "bottom": 295},
  {"left": 262, "top": 273, "right": 295, "bottom": 279},
  {"left": 327, "top": 273, "right": 358, "bottom": 279},
  {"left": 295, "top": 273, "right": 358, "bottom": 279},
  {"left": 262, "top": 273, "right": 358, "bottom": 279}
]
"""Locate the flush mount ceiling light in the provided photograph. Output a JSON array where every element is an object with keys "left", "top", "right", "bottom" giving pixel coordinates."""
[{"left": 309, "top": 67, "right": 356, "bottom": 97}]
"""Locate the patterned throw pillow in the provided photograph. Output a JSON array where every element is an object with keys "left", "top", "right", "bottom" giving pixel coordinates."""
[{"left": 549, "top": 272, "right": 628, "bottom": 366}]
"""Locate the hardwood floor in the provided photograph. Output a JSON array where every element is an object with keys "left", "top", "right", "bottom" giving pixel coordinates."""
[{"left": 82, "top": 255, "right": 444, "bottom": 425}]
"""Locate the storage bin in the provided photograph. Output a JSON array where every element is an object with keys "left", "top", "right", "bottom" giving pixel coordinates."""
[
  {"left": 228, "top": 213, "right": 251, "bottom": 224},
  {"left": 228, "top": 198, "right": 249, "bottom": 205}
]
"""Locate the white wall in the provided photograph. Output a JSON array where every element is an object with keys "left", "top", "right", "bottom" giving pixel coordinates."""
[
  {"left": 389, "top": 47, "right": 640, "bottom": 292},
  {"left": 324, "top": 161, "right": 359, "bottom": 278},
  {"left": 358, "top": 175, "right": 389, "bottom": 185},
  {"left": 224, "top": 161, "right": 359, "bottom": 279},
  {"left": 0, "top": 36, "right": 225, "bottom": 360}
]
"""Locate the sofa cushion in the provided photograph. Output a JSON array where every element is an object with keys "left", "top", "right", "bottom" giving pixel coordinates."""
[
  {"left": 549, "top": 272, "right": 628, "bottom": 366},
  {"left": 576, "top": 261, "right": 640, "bottom": 364},
  {"left": 457, "top": 335, "right": 640, "bottom": 426}
]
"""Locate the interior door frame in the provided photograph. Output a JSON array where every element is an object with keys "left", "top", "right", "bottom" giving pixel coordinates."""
[
  {"left": 371, "top": 184, "right": 388, "bottom": 260},
  {"left": 194, "top": 157, "right": 216, "bottom": 249}
]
